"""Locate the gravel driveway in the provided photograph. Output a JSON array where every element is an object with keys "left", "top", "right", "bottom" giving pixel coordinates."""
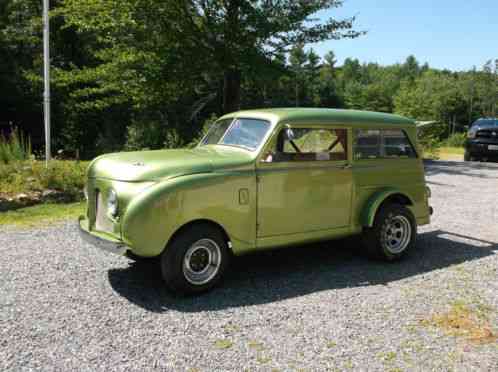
[{"left": 1, "top": 160, "right": 497, "bottom": 371}]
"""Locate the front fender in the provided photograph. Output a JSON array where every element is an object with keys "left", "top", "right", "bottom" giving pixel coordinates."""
[
  {"left": 121, "top": 171, "right": 256, "bottom": 257},
  {"left": 120, "top": 175, "right": 203, "bottom": 257},
  {"left": 360, "top": 188, "right": 414, "bottom": 227}
]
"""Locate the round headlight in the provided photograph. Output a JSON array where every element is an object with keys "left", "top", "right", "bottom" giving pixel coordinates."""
[{"left": 107, "top": 188, "right": 118, "bottom": 217}]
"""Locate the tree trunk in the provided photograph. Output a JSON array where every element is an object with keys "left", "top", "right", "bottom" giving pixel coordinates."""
[{"left": 223, "top": 68, "right": 241, "bottom": 114}]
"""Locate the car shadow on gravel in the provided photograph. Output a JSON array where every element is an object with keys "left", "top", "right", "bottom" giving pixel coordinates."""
[{"left": 108, "top": 230, "right": 497, "bottom": 313}]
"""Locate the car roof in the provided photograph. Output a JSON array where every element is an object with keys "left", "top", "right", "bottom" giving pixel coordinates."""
[{"left": 220, "top": 108, "right": 415, "bottom": 127}]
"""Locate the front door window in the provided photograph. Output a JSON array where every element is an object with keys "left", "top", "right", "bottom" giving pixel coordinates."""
[{"left": 266, "top": 128, "right": 347, "bottom": 162}]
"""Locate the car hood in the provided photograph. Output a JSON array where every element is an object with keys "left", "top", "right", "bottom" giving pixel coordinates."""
[{"left": 87, "top": 146, "right": 255, "bottom": 182}]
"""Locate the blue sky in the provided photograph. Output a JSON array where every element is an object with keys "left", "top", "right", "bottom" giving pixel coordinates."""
[{"left": 311, "top": 0, "right": 497, "bottom": 71}]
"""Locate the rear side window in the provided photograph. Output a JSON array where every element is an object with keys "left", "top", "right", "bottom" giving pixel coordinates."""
[{"left": 354, "top": 129, "right": 416, "bottom": 159}]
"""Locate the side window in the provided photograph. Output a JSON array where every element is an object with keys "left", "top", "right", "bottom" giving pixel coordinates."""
[
  {"left": 382, "top": 129, "right": 417, "bottom": 158},
  {"left": 354, "top": 129, "right": 381, "bottom": 159},
  {"left": 269, "top": 128, "right": 348, "bottom": 162},
  {"left": 354, "top": 129, "right": 416, "bottom": 159}
]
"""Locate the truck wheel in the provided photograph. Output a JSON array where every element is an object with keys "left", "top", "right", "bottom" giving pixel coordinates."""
[
  {"left": 464, "top": 150, "right": 471, "bottom": 162},
  {"left": 362, "top": 203, "right": 416, "bottom": 261},
  {"left": 160, "top": 224, "right": 230, "bottom": 296}
]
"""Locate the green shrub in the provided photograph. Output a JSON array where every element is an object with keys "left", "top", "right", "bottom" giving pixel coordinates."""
[
  {"left": 0, "top": 160, "right": 88, "bottom": 199},
  {"left": 0, "top": 128, "right": 32, "bottom": 164},
  {"left": 442, "top": 132, "right": 466, "bottom": 147}
]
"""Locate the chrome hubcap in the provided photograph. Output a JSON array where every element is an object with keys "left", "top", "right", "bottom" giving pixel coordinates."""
[
  {"left": 381, "top": 214, "right": 411, "bottom": 254},
  {"left": 183, "top": 239, "right": 221, "bottom": 285}
]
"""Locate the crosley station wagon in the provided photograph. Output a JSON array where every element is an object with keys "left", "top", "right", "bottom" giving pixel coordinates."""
[{"left": 79, "top": 108, "right": 433, "bottom": 295}]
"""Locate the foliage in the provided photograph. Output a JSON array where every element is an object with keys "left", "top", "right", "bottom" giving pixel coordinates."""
[
  {"left": 187, "top": 114, "right": 219, "bottom": 148},
  {"left": 0, "top": 160, "right": 88, "bottom": 198},
  {"left": 0, "top": 0, "right": 496, "bottom": 159},
  {"left": 442, "top": 133, "right": 467, "bottom": 148},
  {"left": 0, "top": 128, "right": 32, "bottom": 164},
  {"left": 394, "top": 70, "right": 467, "bottom": 125}
]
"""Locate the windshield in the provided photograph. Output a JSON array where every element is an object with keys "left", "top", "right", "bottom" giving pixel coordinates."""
[
  {"left": 200, "top": 118, "right": 271, "bottom": 151},
  {"left": 472, "top": 118, "right": 498, "bottom": 128}
]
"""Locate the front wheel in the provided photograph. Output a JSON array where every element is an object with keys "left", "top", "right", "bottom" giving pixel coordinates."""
[
  {"left": 464, "top": 150, "right": 471, "bottom": 162},
  {"left": 160, "top": 224, "right": 230, "bottom": 296},
  {"left": 362, "top": 203, "right": 416, "bottom": 261}
]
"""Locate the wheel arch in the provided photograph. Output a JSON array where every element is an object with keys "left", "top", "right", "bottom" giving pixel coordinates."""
[
  {"left": 361, "top": 188, "right": 414, "bottom": 228},
  {"left": 164, "top": 219, "right": 231, "bottom": 254}
]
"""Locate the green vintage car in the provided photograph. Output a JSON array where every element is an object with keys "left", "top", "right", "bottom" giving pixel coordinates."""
[{"left": 79, "top": 108, "right": 432, "bottom": 295}]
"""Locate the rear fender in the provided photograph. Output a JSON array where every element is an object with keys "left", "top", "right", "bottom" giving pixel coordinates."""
[{"left": 360, "top": 188, "right": 414, "bottom": 227}]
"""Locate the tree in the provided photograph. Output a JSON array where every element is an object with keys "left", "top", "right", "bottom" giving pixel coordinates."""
[
  {"left": 289, "top": 43, "right": 308, "bottom": 106},
  {"left": 401, "top": 55, "right": 421, "bottom": 84},
  {"left": 394, "top": 70, "right": 467, "bottom": 129},
  {"left": 163, "top": 0, "right": 364, "bottom": 113}
]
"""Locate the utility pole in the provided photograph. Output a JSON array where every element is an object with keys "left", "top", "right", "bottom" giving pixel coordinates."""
[{"left": 43, "top": 0, "right": 51, "bottom": 166}]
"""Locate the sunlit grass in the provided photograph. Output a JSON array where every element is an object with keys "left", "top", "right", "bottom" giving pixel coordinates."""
[
  {"left": 424, "top": 146, "right": 464, "bottom": 160},
  {"left": 0, "top": 202, "right": 85, "bottom": 229},
  {"left": 439, "top": 146, "right": 465, "bottom": 155}
]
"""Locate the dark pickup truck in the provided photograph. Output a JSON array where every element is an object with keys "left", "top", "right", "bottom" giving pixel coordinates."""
[{"left": 465, "top": 118, "right": 498, "bottom": 162}]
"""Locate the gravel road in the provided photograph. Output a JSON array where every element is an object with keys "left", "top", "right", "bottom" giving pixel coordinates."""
[{"left": 1, "top": 160, "right": 498, "bottom": 371}]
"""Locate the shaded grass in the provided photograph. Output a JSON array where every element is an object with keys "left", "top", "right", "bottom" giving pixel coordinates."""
[{"left": 0, "top": 202, "right": 85, "bottom": 228}]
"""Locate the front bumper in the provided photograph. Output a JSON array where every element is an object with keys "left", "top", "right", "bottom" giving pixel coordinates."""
[
  {"left": 465, "top": 140, "right": 498, "bottom": 158},
  {"left": 78, "top": 216, "right": 128, "bottom": 255}
]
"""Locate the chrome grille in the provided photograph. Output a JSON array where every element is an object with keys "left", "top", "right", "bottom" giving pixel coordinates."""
[{"left": 95, "top": 190, "right": 113, "bottom": 232}]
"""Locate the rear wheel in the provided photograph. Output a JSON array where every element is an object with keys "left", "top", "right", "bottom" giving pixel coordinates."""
[
  {"left": 362, "top": 203, "right": 416, "bottom": 261},
  {"left": 160, "top": 224, "right": 230, "bottom": 296}
]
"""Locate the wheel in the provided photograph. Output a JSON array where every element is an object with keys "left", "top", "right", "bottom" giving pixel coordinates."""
[
  {"left": 160, "top": 224, "right": 230, "bottom": 296},
  {"left": 362, "top": 203, "right": 416, "bottom": 261},
  {"left": 126, "top": 251, "right": 155, "bottom": 262},
  {"left": 464, "top": 150, "right": 471, "bottom": 162}
]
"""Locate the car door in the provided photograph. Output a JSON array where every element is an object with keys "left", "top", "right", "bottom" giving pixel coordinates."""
[{"left": 256, "top": 125, "right": 353, "bottom": 238}]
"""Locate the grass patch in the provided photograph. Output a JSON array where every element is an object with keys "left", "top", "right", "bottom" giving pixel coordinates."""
[
  {"left": 439, "top": 146, "right": 465, "bottom": 155},
  {"left": 213, "top": 339, "right": 233, "bottom": 350},
  {"left": 422, "top": 300, "right": 497, "bottom": 345},
  {"left": 247, "top": 340, "right": 265, "bottom": 351},
  {"left": 0, "top": 202, "right": 85, "bottom": 228},
  {"left": 424, "top": 146, "right": 464, "bottom": 160}
]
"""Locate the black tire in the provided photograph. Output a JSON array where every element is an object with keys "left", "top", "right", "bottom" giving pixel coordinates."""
[
  {"left": 362, "top": 203, "right": 416, "bottom": 261},
  {"left": 126, "top": 251, "right": 155, "bottom": 262},
  {"left": 160, "top": 223, "right": 230, "bottom": 296},
  {"left": 464, "top": 150, "right": 471, "bottom": 162}
]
